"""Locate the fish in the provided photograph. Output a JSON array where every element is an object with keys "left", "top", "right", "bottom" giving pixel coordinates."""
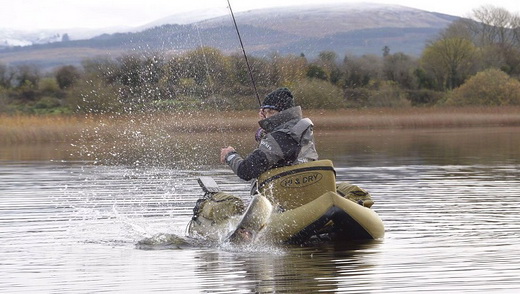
[
  {"left": 136, "top": 233, "right": 191, "bottom": 250},
  {"left": 226, "top": 194, "right": 273, "bottom": 244}
]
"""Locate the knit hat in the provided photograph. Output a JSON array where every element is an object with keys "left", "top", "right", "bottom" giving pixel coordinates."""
[{"left": 261, "top": 87, "right": 295, "bottom": 111}]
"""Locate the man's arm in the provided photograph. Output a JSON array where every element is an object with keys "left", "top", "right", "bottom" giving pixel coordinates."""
[
  {"left": 221, "top": 131, "right": 300, "bottom": 181},
  {"left": 226, "top": 149, "right": 270, "bottom": 181}
]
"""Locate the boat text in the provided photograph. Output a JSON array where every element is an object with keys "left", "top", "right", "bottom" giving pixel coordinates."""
[{"left": 280, "top": 172, "right": 323, "bottom": 188}]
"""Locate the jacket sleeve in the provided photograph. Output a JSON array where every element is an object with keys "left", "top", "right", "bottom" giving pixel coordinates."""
[
  {"left": 226, "top": 149, "right": 270, "bottom": 181},
  {"left": 226, "top": 131, "right": 300, "bottom": 181}
]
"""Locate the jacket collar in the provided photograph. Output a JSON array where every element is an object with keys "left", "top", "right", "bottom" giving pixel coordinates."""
[{"left": 258, "top": 106, "right": 302, "bottom": 132}]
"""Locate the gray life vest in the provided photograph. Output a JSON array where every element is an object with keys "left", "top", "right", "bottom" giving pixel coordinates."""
[{"left": 281, "top": 118, "right": 318, "bottom": 164}]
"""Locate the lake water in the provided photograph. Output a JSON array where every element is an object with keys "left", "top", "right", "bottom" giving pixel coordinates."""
[{"left": 1, "top": 127, "right": 519, "bottom": 293}]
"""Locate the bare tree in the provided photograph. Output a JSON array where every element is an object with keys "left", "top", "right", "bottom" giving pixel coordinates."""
[
  {"left": 471, "top": 6, "right": 518, "bottom": 47},
  {"left": 342, "top": 54, "right": 383, "bottom": 88},
  {"left": 0, "top": 63, "right": 10, "bottom": 88},
  {"left": 383, "top": 53, "right": 418, "bottom": 89},
  {"left": 13, "top": 65, "right": 40, "bottom": 88},
  {"left": 469, "top": 6, "right": 520, "bottom": 74}
]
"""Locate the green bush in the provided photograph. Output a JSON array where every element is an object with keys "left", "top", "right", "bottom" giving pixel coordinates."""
[
  {"left": 38, "top": 78, "right": 60, "bottom": 94},
  {"left": 407, "top": 89, "right": 444, "bottom": 106},
  {"left": 292, "top": 79, "right": 344, "bottom": 109},
  {"left": 0, "top": 87, "right": 9, "bottom": 112},
  {"left": 34, "top": 96, "right": 61, "bottom": 109},
  {"left": 344, "top": 81, "right": 411, "bottom": 108},
  {"left": 67, "top": 77, "right": 124, "bottom": 113},
  {"left": 366, "top": 81, "right": 411, "bottom": 108},
  {"left": 344, "top": 87, "right": 371, "bottom": 108},
  {"left": 445, "top": 69, "right": 520, "bottom": 106}
]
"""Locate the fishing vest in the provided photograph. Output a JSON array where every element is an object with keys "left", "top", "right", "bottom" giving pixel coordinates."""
[{"left": 281, "top": 117, "right": 318, "bottom": 164}]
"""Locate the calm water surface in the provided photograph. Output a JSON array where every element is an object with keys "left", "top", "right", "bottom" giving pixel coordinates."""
[{"left": 1, "top": 127, "right": 519, "bottom": 293}]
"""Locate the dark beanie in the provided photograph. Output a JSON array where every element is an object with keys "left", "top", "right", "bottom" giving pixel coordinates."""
[{"left": 261, "top": 87, "right": 295, "bottom": 111}]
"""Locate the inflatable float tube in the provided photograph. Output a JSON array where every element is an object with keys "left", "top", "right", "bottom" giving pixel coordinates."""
[{"left": 188, "top": 160, "right": 384, "bottom": 245}]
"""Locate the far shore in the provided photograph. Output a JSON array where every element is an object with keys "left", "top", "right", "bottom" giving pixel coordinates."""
[{"left": 1, "top": 106, "right": 519, "bottom": 144}]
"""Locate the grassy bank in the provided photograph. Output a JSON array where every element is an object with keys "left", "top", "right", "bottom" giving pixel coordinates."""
[{"left": 1, "top": 106, "right": 519, "bottom": 144}]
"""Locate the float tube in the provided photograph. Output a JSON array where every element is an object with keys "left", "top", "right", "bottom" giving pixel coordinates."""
[{"left": 187, "top": 160, "right": 384, "bottom": 245}]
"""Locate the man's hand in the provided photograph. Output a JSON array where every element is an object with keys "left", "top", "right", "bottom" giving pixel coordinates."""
[{"left": 220, "top": 146, "right": 236, "bottom": 163}]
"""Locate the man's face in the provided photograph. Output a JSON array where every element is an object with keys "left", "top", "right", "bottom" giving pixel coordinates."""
[{"left": 259, "top": 108, "right": 278, "bottom": 119}]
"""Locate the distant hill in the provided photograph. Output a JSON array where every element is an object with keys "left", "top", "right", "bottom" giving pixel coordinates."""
[{"left": 0, "top": 3, "right": 458, "bottom": 70}]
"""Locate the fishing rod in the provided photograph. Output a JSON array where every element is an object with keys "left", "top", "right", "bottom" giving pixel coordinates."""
[{"left": 226, "top": 0, "right": 262, "bottom": 106}]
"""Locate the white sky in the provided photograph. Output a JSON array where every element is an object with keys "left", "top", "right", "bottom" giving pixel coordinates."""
[{"left": 2, "top": 0, "right": 519, "bottom": 31}]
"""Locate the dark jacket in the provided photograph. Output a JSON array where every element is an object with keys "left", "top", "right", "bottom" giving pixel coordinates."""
[{"left": 225, "top": 106, "right": 318, "bottom": 181}]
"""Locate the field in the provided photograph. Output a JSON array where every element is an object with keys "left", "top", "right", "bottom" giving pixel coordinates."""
[{"left": 1, "top": 106, "right": 519, "bottom": 144}]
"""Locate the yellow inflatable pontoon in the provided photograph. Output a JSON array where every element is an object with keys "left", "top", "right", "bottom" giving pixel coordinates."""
[{"left": 188, "top": 160, "right": 384, "bottom": 245}]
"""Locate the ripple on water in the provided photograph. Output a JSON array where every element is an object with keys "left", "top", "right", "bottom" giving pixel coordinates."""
[{"left": 1, "top": 161, "right": 519, "bottom": 293}]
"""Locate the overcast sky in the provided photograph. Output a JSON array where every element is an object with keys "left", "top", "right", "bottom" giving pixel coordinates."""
[{"left": 2, "top": 0, "right": 519, "bottom": 31}]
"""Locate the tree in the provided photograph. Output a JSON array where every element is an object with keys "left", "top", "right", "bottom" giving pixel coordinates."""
[
  {"left": 0, "top": 63, "right": 10, "bottom": 88},
  {"left": 470, "top": 6, "right": 519, "bottom": 48},
  {"left": 444, "top": 6, "right": 520, "bottom": 75},
  {"left": 8, "top": 65, "right": 41, "bottom": 102},
  {"left": 445, "top": 68, "right": 520, "bottom": 106},
  {"left": 13, "top": 64, "right": 40, "bottom": 88},
  {"left": 382, "top": 46, "right": 391, "bottom": 57},
  {"left": 55, "top": 65, "right": 81, "bottom": 89},
  {"left": 306, "top": 64, "right": 328, "bottom": 80},
  {"left": 366, "top": 81, "right": 411, "bottom": 108},
  {"left": 342, "top": 54, "right": 382, "bottom": 88},
  {"left": 268, "top": 53, "right": 307, "bottom": 86},
  {"left": 383, "top": 53, "right": 418, "bottom": 89},
  {"left": 229, "top": 53, "right": 266, "bottom": 90},
  {"left": 421, "top": 37, "right": 477, "bottom": 90},
  {"left": 316, "top": 51, "right": 340, "bottom": 83},
  {"left": 471, "top": 6, "right": 520, "bottom": 75},
  {"left": 38, "top": 77, "right": 60, "bottom": 95},
  {"left": 292, "top": 78, "right": 344, "bottom": 109},
  {"left": 67, "top": 75, "right": 123, "bottom": 113}
]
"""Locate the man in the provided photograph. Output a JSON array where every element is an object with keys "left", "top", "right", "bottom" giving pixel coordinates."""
[{"left": 220, "top": 87, "right": 318, "bottom": 181}]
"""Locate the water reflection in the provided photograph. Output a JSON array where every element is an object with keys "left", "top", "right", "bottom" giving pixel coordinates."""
[
  {"left": 193, "top": 240, "right": 383, "bottom": 293},
  {"left": 318, "top": 127, "right": 520, "bottom": 166},
  {"left": 1, "top": 127, "right": 519, "bottom": 166},
  {"left": 1, "top": 127, "right": 520, "bottom": 293}
]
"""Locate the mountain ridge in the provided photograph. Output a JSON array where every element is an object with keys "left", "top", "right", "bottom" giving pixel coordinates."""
[
  {"left": 197, "top": 3, "right": 456, "bottom": 37},
  {"left": 0, "top": 3, "right": 458, "bottom": 70}
]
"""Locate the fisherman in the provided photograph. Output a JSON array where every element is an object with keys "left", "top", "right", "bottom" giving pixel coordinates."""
[
  {"left": 220, "top": 87, "right": 318, "bottom": 181},
  {"left": 188, "top": 88, "right": 373, "bottom": 244}
]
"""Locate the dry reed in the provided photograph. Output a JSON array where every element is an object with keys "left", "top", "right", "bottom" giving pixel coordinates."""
[
  {"left": 1, "top": 106, "right": 519, "bottom": 144},
  {"left": 309, "top": 106, "right": 520, "bottom": 130},
  {"left": 0, "top": 115, "right": 93, "bottom": 144}
]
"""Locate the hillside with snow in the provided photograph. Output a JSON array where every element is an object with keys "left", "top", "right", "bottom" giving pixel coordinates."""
[{"left": 0, "top": 3, "right": 458, "bottom": 69}]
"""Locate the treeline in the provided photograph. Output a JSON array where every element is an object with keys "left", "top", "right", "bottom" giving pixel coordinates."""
[{"left": 1, "top": 6, "right": 519, "bottom": 114}]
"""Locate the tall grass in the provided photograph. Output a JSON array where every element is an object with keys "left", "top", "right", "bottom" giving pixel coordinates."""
[
  {"left": 1, "top": 106, "right": 519, "bottom": 144},
  {"left": 0, "top": 115, "right": 92, "bottom": 144},
  {"left": 310, "top": 106, "right": 520, "bottom": 130}
]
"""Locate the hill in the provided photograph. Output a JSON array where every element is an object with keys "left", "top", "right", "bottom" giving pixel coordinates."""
[{"left": 0, "top": 3, "right": 458, "bottom": 70}]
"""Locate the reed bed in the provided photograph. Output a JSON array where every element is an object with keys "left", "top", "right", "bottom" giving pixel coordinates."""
[
  {"left": 309, "top": 106, "right": 520, "bottom": 130},
  {"left": 1, "top": 106, "right": 519, "bottom": 144},
  {"left": 0, "top": 115, "right": 93, "bottom": 144}
]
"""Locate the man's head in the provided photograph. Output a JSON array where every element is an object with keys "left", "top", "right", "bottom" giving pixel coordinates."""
[{"left": 261, "top": 87, "right": 295, "bottom": 112}]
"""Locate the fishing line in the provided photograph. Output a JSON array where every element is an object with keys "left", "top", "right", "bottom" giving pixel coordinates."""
[{"left": 226, "top": 0, "right": 262, "bottom": 107}]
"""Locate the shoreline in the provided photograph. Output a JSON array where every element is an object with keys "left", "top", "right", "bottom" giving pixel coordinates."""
[{"left": 1, "top": 106, "right": 520, "bottom": 144}]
